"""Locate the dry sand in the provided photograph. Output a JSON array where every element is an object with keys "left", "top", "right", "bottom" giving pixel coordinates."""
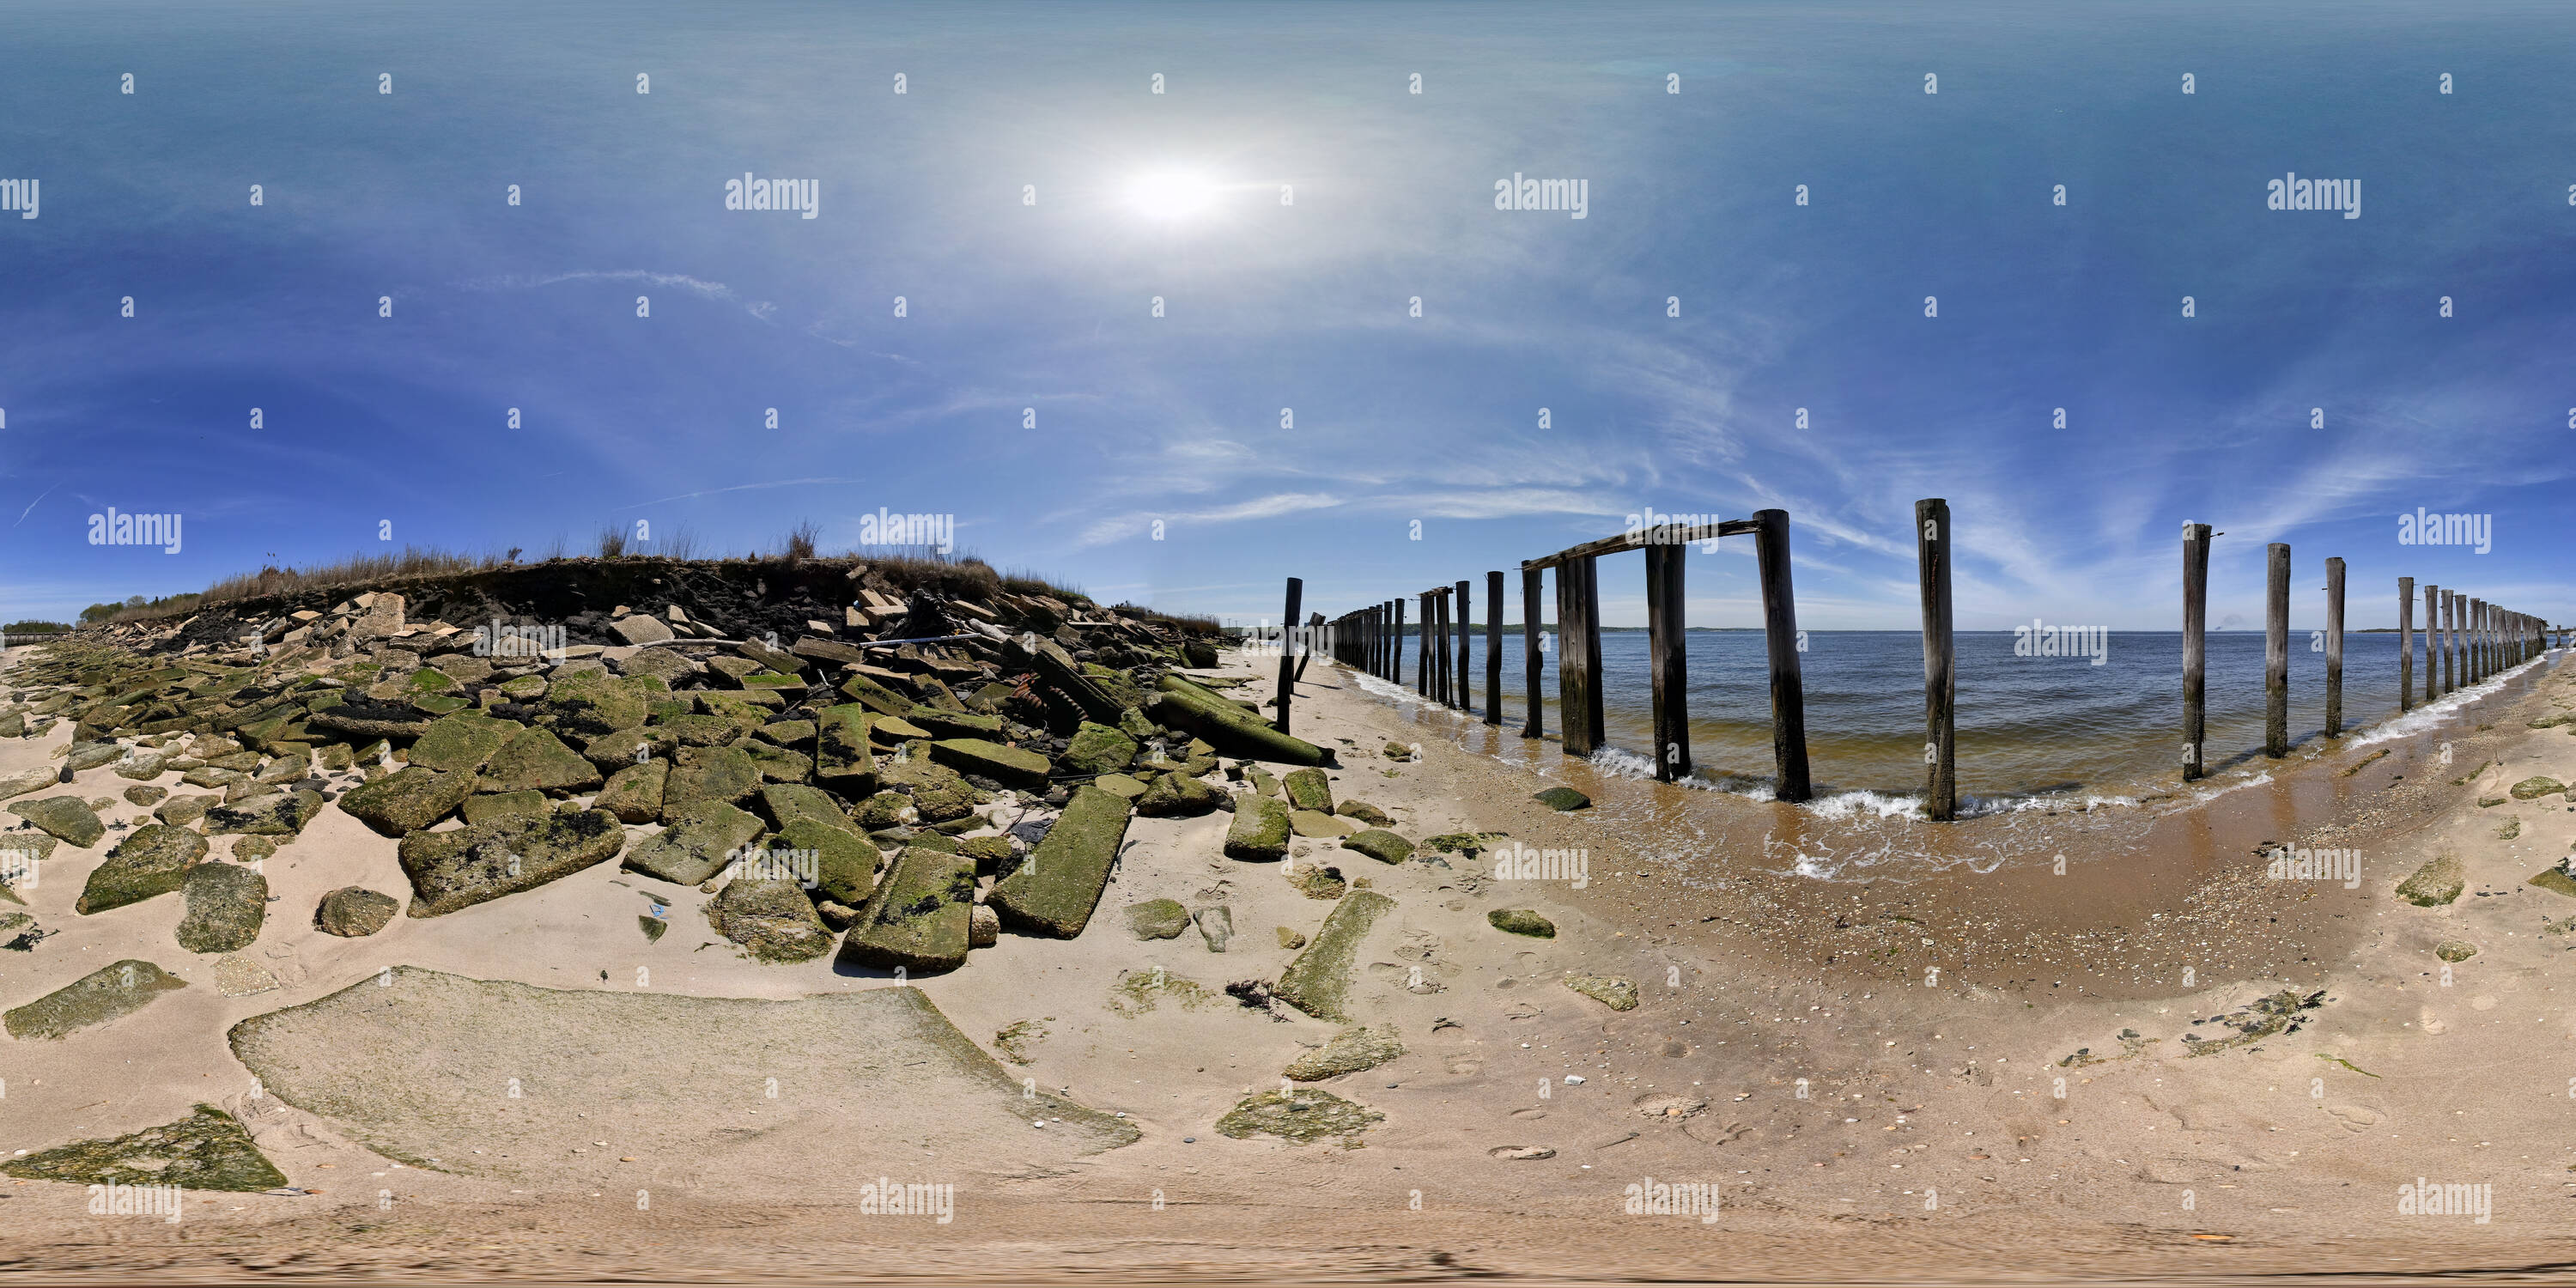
[{"left": 4, "top": 639, "right": 2575, "bottom": 1283}]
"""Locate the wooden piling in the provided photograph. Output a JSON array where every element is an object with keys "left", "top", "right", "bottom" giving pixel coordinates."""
[
  {"left": 2264, "top": 544, "right": 2289, "bottom": 757},
  {"left": 2424, "top": 584, "right": 2439, "bottom": 702},
  {"left": 2324, "top": 556, "right": 2344, "bottom": 737},
  {"left": 1644, "top": 540, "right": 1690, "bottom": 782},
  {"left": 1273, "top": 577, "right": 1303, "bottom": 735},
  {"left": 1520, "top": 567, "right": 1544, "bottom": 738},
  {"left": 1455, "top": 579, "right": 1473, "bottom": 712},
  {"left": 1485, "top": 571, "right": 1504, "bottom": 726},
  {"left": 1392, "top": 598, "right": 1406, "bottom": 685},
  {"left": 1915, "top": 499, "right": 1956, "bottom": 819},
  {"left": 1558, "top": 556, "right": 1604, "bottom": 756},
  {"left": 2182, "top": 523, "right": 2211, "bottom": 781},
  {"left": 2397, "top": 576, "right": 2414, "bottom": 712},
  {"left": 1753, "top": 509, "right": 1812, "bottom": 803},
  {"left": 2441, "top": 589, "right": 2455, "bottom": 694},
  {"left": 1294, "top": 611, "right": 1322, "bottom": 683},
  {"left": 1415, "top": 593, "right": 1431, "bottom": 694}
]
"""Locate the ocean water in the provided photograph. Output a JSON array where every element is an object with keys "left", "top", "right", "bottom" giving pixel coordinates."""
[{"left": 1388, "top": 629, "right": 2501, "bottom": 805}]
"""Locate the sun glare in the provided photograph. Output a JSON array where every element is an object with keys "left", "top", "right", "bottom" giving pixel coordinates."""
[{"left": 1127, "top": 170, "right": 1216, "bottom": 219}]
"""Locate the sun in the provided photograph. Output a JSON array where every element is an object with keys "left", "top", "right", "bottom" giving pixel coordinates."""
[{"left": 1126, "top": 170, "right": 1217, "bottom": 219}]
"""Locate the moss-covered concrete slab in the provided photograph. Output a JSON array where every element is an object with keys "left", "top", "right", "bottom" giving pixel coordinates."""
[
  {"left": 1274, "top": 889, "right": 1394, "bottom": 1022},
  {"left": 0, "top": 1104, "right": 285, "bottom": 1192},
  {"left": 659, "top": 744, "right": 761, "bottom": 822},
  {"left": 1283, "top": 767, "right": 1334, "bottom": 813},
  {"left": 4, "top": 958, "right": 185, "bottom": 1039},
  {"left": 1224, "top": 793, "right": 1291, "bottom": 861},
  {"left": 1340, "top": 829, "right": 1414, "bottom": 864},
  {"left": 592, "top": 759, "right": 667, "bottom": 824},
  {"left": 406, "top": 712, "right": 520, "bottom": 775},
  {"left": 929, "top": 738, "right": 1052, "bottom": 791},
  {"left": 317, "top": 886, "right": 399, "bottom": 936},
  {"left": 400, "top": 807, "right": 627, "bottom": 916},
  {"left": 623, "top": 799, "right": 764, "bottom": 887},
  {"left": 1564, "top": 973, "right": 1640, "bottom": 1012},
  {"left": 205, "top": 788, "right": 323, "bottom": 837},
  {"left": 838, "top": 846, "right": 975, "bottom": 974},
  {"left": 477, "top": 726, "right": 604, "bottom": 795},
  {"left": 1216, "top": 1087, "right": 1382, "bottom": 1144},
  {"left": 76, "top": 823, "right": 208, "bottom": 914},
  {"left": 708, "top": 877, "right": 835, "bottom": 963},
  {"left": 1284, "top": 1024, "right": 1405, "bottom": 1081},
  {"left": 988, "top": 784, "right": 1132, "bottom": 938},
  {"left": 2397, "top": 854, "right": 2464, "bottom": 907},
  {"left": 8, "top": 794, "right": 103, "bottom": 848},
  {"left": 337, "top": 765, "right": 476, "bottom": 836},
  {"left": 176, "top": 860, "right": 267, "bottom": 953}
]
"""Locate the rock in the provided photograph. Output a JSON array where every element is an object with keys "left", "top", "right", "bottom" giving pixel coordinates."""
[
  {"left": 76, "top": 823, "right": 208, "bottom": 914},
  {"left": 1146, "top": 678, "right": 1332, "bottom": 766},
  {"left": 910, "top": 708, "right": 1005, "bottom": 739},
  {"left": 0, "top": 832, "right": 56, "bottom": 866},
  {"left": 400, "top": 806, "right": 628, "bottom": 915},
  {"left": 337, "top": 765, "right": 477, "bottom": 836},
  {"left": 306, "top": 703, "right": 434, "bottom": 743},
  {"left": 1275, "top": 890, "right": 1395, "bottom": 1022},
  {"left": 1283, "top": 768, "right": 1334, "bottom": 813},
  {"left": 2528, "top": 857, "right": 2576, "bottom": 899},
  {"left": 1488, "top": 908, "right": 1556, "bottom": 938},
  {"left": 929, "top": 738, "right": 1052, "bottom": 792},
  {"left": 123, "top": 784, "right": 168, "bottom": 807},
  {"left": 1278, "top": 926, "right": 1307, "bottom": 950},
  {"left": 205, "top": 789, "right": 323, "bottom": 836},
  {"left": 623, "top": 800, "right": 766, "bottom": 886},
  {"left": 0, "top": 1104, "right": 284, "bottom": 1191},
  {"left": 1340, "top": 829, "right": 1414, "bottom": 865},
  {"left": 1533, "top": 787, "right": 1591, "bottom": 811},
  {"left": 813, "top": 702, "right": 878, "bottom": 791},
  {"left": 775, "top": 817, "right": 883, "bottom": 906},
  {"left": 1125, "top": 898, "right": 1193, "bottom": 940},
  {"left": 1490, "top": 1145, "right": 1556, "bottom": 1161},
  {"left": 957, "top": 834, "right": 1015, "bottom": 876},
  {"left": 1335, "top": 800, "right": 1393, "bottom": 827},
  {"left": 870, "top": 714, "right": 933, "bottom": 740},
  {"left": 3, "top": 959, "right": 185, "bottom": 1039},
  {"left": 611, "top": 616, "right": 676, "bottom": 646},
  {"left": 1382, "top": 741, "right": 1412, "bottom": 761},
  {"left": 1224, "top": 793, "right": 1292, "bottom": 861},
  {"left": 464, "top": 789, "right": 547, "bottom": 824},
  {"left": 9, "top": 795, "right": 103, "bottom": 848},
  {"left": 1215, "top": 1088, "right": 1382, "bottom": 1144},
  {"left": 756, "top": 782, "right": 849, "bottom": 833},
  {"left": 837, "top": 845, "right": 975, "bottom": 974},
  {"left": 2397, "top": 854, "right": 2465, "bottom": 907},
  {"left": 1283, "top": 1024, "right": 1403, "bottom": 1080},
  {"left": 1062, "top": 721, "right": 1139, "bottom": 776},
  {"left": 659, "top": 744, "right": 762, "bottom": 821},
  {"left": 2509, "top": 776, "right": 2566, "bottom": 800},
  {"left": 742, "top": 740, "right": 812, "bottom": 782},
  {"left": 1135, "top": 771, "right": 1221, "bottom": 817},
  {"left": 988, "top": 784, "right": 1133, "bottom": 938},
  {"left": 477, "top": 726, "right": 604, "bottom": 795},
  {"left": 2433, "top": 939, "right": 2478, "bottom": 963},
  {"left": 316, "top": 886, "right": 400, "bottom": 937},
  {"left": 0, "top": 763, "right": 63, "bottom": 802},
  {"left": 593, "top": 760, "right": 669, "bottom": 823},
  {"left": 1291, "top": 809, "right": 1355, "bottom": 838},
  {"left": 175, "top": 861, "right": 267, "bottom": 953},
  {"left": 708, "top": 877, "right": 835, "bottom": 963},
  {"left": 407, "top": 712, "right": 520, "bottom": 774},
  {"left": 154, "top": 793, "right": 217, "bottom": 828},
  {"left": 1093, "top": 772, "right": 1149, "bottom": 800},
  {"left": 1564, "top": 973, "right": 1639, "bottom": 1012},
  {"left": 1194, "top": 904, "right": 1234, "bottom": 952},
  {"left": 541, "top": 668, "right": 662, "bottom": 736},
  {"left": 64, "top": 741, "right": 125, "bottom": 772},
  {"left": 851, "top": 790, "right": 911, "bottom": 829},
  {"left": 969, "top": 902, "right": 999, "bottom": 948},
  {"left": 836, "top": 671, "right": 918, "bottom": 720},
  {"left": 112, "top": 750, "right": 167, "bottom": 781},
  {"left": 211, "top": 954, "right": 279, "bottom": 998}
]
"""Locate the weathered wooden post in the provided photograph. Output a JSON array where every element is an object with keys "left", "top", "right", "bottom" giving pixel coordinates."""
[
  {"left": 1455, "top": 579, "right": 1473, "bottom": 712},
  {"left": 1485, "top": 571, "right": 1504, "bottom": 727},
  {"left": 2479, "top": 598, "right": 2492, "bottom": 680},
  {"left": 1294, "top": 611, "right": 1322, "bottom": 683},
  {"left": 1916, "top": 499, "right": 1956, "bottom": 819},
  {"left": 1392, "top": 598, "right": 1406, "bottom": 685},
  {"left": 1644, "top": 539, "right": 1690, "bottom": 783},
  {"left": 1753, "top": 509, "right": 1811, "bottom": 802},
  {"left": 2441, "top": 589, "right": 2455, "bottom": 694},
  {"left": 2264, "top": 544, "right": 2289, "bottom": 757},
  {"left": 2470, "top": 597, "right": 2482, "bottom": 683},
  {"left": 1558, "top": 556, "right": 1604, "bottom": 756},
  {"left": 2182, "top": 523, "right": 2211, "bottom": 781},
  {"left": 1521, "top": 567, "right": 1544, "bottom": 738},
  {"left": 2424, "top": 584, "right": 2439, "bottom": 701},
  {"left": 2397, "top": 576, "right": 2414, "bottom": 711},
  {"left": 1416, "top": 592, "right": 1431, "bottom": 695},
  {"left": 1273, "top": 577, "right": 1303, "bottom": 735},
  {"left": 1434, "top": 589, "right": 1452, "bottom": 706},
  {"left": 2324, "top": 556, "right": 2345, "bottom": 737}
]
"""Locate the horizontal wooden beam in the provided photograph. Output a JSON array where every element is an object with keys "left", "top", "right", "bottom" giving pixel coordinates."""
[{"left": 1521, "top": 519, "right": 1759, "bottom": 571}]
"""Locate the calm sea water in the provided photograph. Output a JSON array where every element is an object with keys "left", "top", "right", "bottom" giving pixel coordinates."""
[{"left": 1391, "top": 629, "right": 2485, "bottom": 805}]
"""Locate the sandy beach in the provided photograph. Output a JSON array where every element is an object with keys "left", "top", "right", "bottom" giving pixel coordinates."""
[{"left": 3, "top": 626, "right": 2573, "bottom": 1284}]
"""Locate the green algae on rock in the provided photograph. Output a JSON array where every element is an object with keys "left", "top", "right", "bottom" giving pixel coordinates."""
[{"left": 0, "top": 1105, "right": 285, "bottom": 1193}]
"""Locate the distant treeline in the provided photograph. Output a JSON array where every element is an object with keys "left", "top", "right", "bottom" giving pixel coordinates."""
[{"left": 3, "top": 620, "right": 73, "bottom": 635}]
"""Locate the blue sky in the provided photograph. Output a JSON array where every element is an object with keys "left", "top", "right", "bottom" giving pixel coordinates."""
[{"left": 2, "top": 0, "right": 2567, "bottom": 631}]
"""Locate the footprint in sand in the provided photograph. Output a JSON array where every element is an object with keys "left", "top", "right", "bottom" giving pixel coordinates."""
[{"left": 2324, "top": 1104, "right": 2380, "bottom": 1132}]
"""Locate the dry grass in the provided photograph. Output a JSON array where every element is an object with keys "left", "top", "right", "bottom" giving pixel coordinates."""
[{"left": 781, "top": 519, "right": 820, "bottom": 562}]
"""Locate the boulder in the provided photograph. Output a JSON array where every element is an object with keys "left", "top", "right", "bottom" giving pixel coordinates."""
[
  {"left": 836, "top": 846, "right": 975, "bottom": 974},
  {"left": 1340, "top": 829, "right": 1414, "bottom": 865},
  {"left": 1194, "top": 904, "right": 1233, "bottom": 952},
  {"left": 406, "top": 712, "right": 520, "bottom": 774},
  {"left": 756, "top": 782, "right": 850, "bottom": 833},
  {"left": 1564, "top": 974, "right": 1639, "bottom": 1012},
  {"left": 76, "top": 823, "right": 208, "bottom": 914},
  {"left": 1488, "top": 908, "right": 1556, "bottom": 938},
  {"left": 176, "top": 861, "right": 267, "bottom": 953},
  {"left": 708, "top": 877, "right": 835, "bottom": 963},
  {"left": 0, "top": 763, "right": 63, "bottom": 802},
  {"left": 1062, "top": 721, "right": 1139, "bottom": 776},
  {"left": 3, "top": 959, "right": 185, "bottom": 1040},
  {"left": 1334, "top": 801, "right": 1393, "bottom": 827},
  {"left": 1533, "top": 787, "right": 1591, "bottom": 811},
  {"left": 124, "top": 784, "right": 168, "bottom": 807},
  {"left": 337, "top": 765, "right": 476, "bottom": 836},
  {"left": 1125, "top": 897, "right": 1193, "bottom": 940},
  {"left": 1224, "top": 793, "right": 1292, "bottom": 861},
  {"left": 398, "top": 806, "right": 627, "bottom": 916},
  {"left": 477, "top": 726, "right": 604, "bottom": 794},
  {"left": 464, "top": 790, "right": 547, "bottom": 824},
  {"left": 813, "top": 703, "right": 878, "bottom": 791},
  {"left": 2397, "top": 854, "right": 2465, "bottom": 907},
  {"left": 773, "top": 817, "right": 882, "bottom": 907},
  {"left": 988, "top": 784, "right": 1133, "bottom": 938},
  {"left": 1135, "top": 771, "right": 1220, "bottom": 817},
  {"left": 316, "top": 886, "right": 400, "bottom": 937},
  {"left": 1291, "top": 809, "right": 1355, "bottom": 838},
  {"left": 611, "top": 616, "right": 676, "bottom": 647},
  {"left": 836, "top": 672, "right": 918, "bottom": 720},
  {"left": 205, "top": 789, "right": 324, "bottom": 836},
  {"left": 1274, "top": 889, "right": 1394, "bottom": 1022},
  {"left": 593, "top": 760, "right": 669, "bottom": 823},
  {"left": 154, "top": 793, "right": 217, "bottom": 828},
  {"left": 1283, "top": 768, "right": 1334, "bottom": 813},
  {"left": 623, "top": 800, "right": 765, "bottom": 886},
  {"left": 9, "top": 795, "right": 103, "bottom": 848},
  {"left": 540, "top": 668, "right": 659, "bottom": 736},
  {"left": 660, "top": 744, "right": 762, "bottom": 821},
  {"left": 928, "top": 738, "right": 1052, "bottom": 792},
  {"left": 1283, "top": 1024, "right": 1404, "bottom": 1081}
]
